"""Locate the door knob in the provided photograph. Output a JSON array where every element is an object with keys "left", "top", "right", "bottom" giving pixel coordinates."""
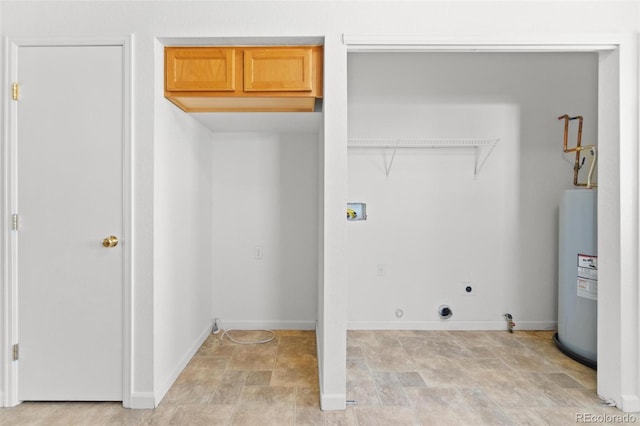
[{"left": 102, "top": 235, "right": 119, "bottom": 248}]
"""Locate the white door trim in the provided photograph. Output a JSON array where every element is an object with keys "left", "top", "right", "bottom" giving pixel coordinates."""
[
  {"left": 341, "top": 33, "right": 623, "bottom": 51},
  {"left": 1, "top": 36, "right": 133, "bottom": 408}
]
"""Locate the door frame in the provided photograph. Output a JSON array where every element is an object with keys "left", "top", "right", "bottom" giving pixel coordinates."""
[
  {"left": 1, "top": 37, "right": 133, "bottom": 408},
  {"left": 318, "top": 33, "right": 638, "bottom": 411}
]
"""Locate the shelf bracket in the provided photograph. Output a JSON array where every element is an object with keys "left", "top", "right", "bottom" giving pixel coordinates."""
[
  {"left": 474, "top": 140, "right": 498, "bottom": 177},
  {"left": 384, "top": 143, "right": 398, "bottom": 177}
]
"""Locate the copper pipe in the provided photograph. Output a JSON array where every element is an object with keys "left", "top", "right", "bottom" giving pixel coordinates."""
[
  {"left": 558, "top": 114, "right": 583, "bottom": 186},
  {"left": 558, "top": 115, "right": 597, "bottom": 188}
]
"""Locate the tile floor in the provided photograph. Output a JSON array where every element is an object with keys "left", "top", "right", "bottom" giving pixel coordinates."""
[{"left": 0, "top": 329, "right": 632, "bottom": 425}]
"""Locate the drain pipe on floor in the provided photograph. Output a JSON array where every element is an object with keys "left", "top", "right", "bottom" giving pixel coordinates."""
[{"left": 504, "top": 313, "right": 515, "bottom": 333}]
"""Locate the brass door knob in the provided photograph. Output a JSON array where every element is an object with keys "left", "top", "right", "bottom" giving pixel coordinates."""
[{"left": 102, "top": 235, "right": 119, "bottom": 248}]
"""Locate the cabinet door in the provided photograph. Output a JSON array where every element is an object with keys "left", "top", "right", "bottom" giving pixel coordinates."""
[
  {"left": 166, "top": 47, "right": 236, "bottom": 91},
  {"left": 243, "top": 48, "right": 313, "bottom": 92}
]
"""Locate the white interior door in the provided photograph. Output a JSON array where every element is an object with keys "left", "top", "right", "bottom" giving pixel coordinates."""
[{"left": 16, "top": 45, "right": 124, "bottom": 401}]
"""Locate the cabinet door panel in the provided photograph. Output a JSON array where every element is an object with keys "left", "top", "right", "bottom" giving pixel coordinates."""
[
  {"left": 166, "top": 47, "right": 236, "bottom": 91},
  {"left": 244, "top": 48, "right": 313, "bottom": 92}
]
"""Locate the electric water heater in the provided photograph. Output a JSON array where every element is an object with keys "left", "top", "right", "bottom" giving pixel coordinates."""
[{"left": 555, "top": 189, "right": 597, "bottom": 368}]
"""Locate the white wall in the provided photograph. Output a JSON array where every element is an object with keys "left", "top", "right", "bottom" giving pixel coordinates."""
[
  {"left": 347, "top": 52, "right": 598, "bottom": 330},
  {"left": 153, "top": 60, "right": 214, "bottom": 405},
  {"left": 319, "top": 37, "right": 349, "bottom": 409},
  {"left": 0, "top": 0, "right": 638, "bottom": 413},
  {"left": 210, "top": 132, "right": 319, "bottom": 329}
]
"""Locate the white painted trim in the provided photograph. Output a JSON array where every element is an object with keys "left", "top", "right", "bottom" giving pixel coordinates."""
[
  {"left": 0, "top": 39, "right": 5, "bottom": 400},
  {"left": 614, "top": 33, "right": 640, "bottom": 415},
  {"left": 158, "top": 35, "right": 324, "bottom": 47},
  {"left": 2, "top": 37, "right": 22, "bottom": 408},
  {"left": 620, "top": 395, "right": 640, "bottom": 413},
  {"left": 0, "top": 37, "right": 4, "bottom": 408},
  {"left": 216, "top": 320, "right": 317, "bottom": 330},
  {"left": 120, "top": 34, "right": 134, "bottom": 410},
  {"left": 128, "top": 392, "right": 156, "bottom": 410},
  {"left": 153, "top": 322, "right": 212, "bottom": 408},
  {"left": 342, "top": 33, "right": 620, "bottom": 52},
  {"left": 1, "top": 36, "right": 134, "bottom": 408},
  {"left": 0, "top": 35, "right": 17, "bottom": 408},
  {"left": 2, "top": 36, "right": 132, "bottom": 48},
  {"left": 320, "top": 392, "right": 347, "bottom": 411},
  {"left": 316, "top": 325, "right": 346, "bottom": 411},
  {"left": 347, "top": 321, "right": 557, "bottom": 331}
]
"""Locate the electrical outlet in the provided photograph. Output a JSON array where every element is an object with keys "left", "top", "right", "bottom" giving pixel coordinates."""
[{"left": 462, "top": 282, "right": 476, "bottom": 296}]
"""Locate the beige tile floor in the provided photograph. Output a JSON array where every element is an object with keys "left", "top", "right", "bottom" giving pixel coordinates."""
[{"left": 0, "top": 329, "right": 632, "bottom": 425}]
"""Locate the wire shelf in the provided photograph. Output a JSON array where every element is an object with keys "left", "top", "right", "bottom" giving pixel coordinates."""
[
  {"left": 348, "top": 137, "right": 498, "bottom": 148},
  {"left": 347, "top": 137, "right": 499, "bottom": 176}
]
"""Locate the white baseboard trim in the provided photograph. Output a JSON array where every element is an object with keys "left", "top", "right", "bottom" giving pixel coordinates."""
[
  {"left": 128, "top": 392, "right": 156, "bottom": 409},
  {"left": 153, "top": 321, "right": 213, "bottom": 407},
  {"left": 0, "top": 392, "right": 20, "bottom": 408},
  {"left": 347, "top": 320, "right": 557, "bottom": 331},
  {"left": 320, "top": 392, "right": 347, "bottom": 411},
  {"left": 620, "top": 394, "right": 640, "bottom": 412},
  {"left": 216, "top": 320, "right": 316, "bottom": 330},
  {"left": 316, "top": 321, "right": 346, "bottom": 411}
]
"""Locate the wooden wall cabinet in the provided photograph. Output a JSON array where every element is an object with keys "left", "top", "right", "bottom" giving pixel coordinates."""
[{"left": 165, "top": 46, "right": 323, "bottom": 112}]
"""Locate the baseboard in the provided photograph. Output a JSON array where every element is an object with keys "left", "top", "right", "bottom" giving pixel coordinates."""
[
  {"left": 320, "top": 391, "right": 347, "bottom": 411},
  {"left": 128, "top": 392, "right": 156, "bottom": 409},
  {"left": 0, "top": 391, "right": 20, "bottom": 408},
  {"left": 216, "top": 320, "right": 316, "bottom": 330},
  {"left": 347, "top": 320, "right": 557, "bottom": 331},
  {"left": 153, "top": 321, "right": 212, "bottom": 407},
  {"left": 620, "top": 394, "right": 640, "bottom": 412},
  {"left": 316, "top": 321, "right": 346, "bottom": 411}
]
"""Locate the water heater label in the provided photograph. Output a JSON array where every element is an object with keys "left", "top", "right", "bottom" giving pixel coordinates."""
[
  {"left": 577, "top": 254, "right": 597, "bottom": 270},
  {"left": 577, "top": 254, "right": 597, "bottom": 300},
  {"left": 577, "top": 277, "right": 597, "bottom": 300}
]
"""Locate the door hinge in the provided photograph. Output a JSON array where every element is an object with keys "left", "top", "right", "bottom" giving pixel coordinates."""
[
  {"left": 11, "top": 214, "right": 19, "bottom": 231},
  {"left": 12, "top": 344, "right": 19, "bottom": 361},
  {"left": 12, "top": 82, "right": 19, "bottom": 101}
]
